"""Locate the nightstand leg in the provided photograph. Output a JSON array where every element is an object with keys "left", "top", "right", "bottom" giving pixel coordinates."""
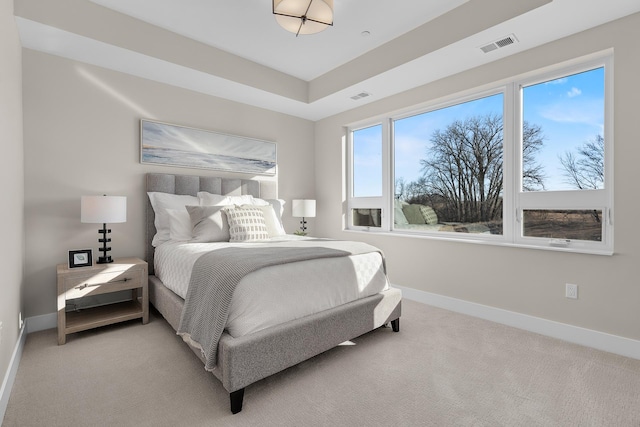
[
  {"left": 57, "top": 293, "right": 66, "bottom": 345},
  {"left": 57, "top": 314, "right": 66, "bottom": 345},
  {"left": 142, "top": 283, "right": 149, "bottom": 324}
]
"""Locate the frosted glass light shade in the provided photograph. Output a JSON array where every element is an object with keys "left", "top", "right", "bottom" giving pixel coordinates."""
[
  {"left": 81, "top": 196, "right": 127, "bottom": 223},
  {"left": 292, "top": 199, "right": 316, "bottom": 218},
  {"left": 273, "top": 0, "right": 333, "bottom": 35}
]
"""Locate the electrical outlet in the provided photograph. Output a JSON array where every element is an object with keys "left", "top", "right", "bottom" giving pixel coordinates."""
[
  {"left": 566, "top": 283, "right": 578, "bottom": 299},
  {"left": 19, "top": 312, "right": 23, "bottom": 329}
]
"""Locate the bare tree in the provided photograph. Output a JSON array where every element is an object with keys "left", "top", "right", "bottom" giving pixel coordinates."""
[
  {"left": 559, "top": 134, "right": 604, "bottom": 223},
  {"left": 522, "top": 122, "right": 546, "bottom": 191},
  {"left": 394, "top": 177, "right": 407, "bottom": 200},
  {"left": 405, "top": 177, "right": 429, "bottom": 202},
  {"left": 559, "top": 134, "right": 604, "bottom": 190},
  {"left": 418, "top": 114, "right": 545, "bottom": 222}
]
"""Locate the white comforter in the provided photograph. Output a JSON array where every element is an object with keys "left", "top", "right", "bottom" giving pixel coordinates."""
[{"left": 154, "top": 235, "right": 389, "bottom": 337}]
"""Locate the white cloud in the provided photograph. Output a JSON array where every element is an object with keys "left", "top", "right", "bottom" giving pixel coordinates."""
[
  {"left": 567, "top": 87, "right": 582, "bottom": 98},
  {"left": 539, "top": 99, "right": 603, "bottom": 125}
]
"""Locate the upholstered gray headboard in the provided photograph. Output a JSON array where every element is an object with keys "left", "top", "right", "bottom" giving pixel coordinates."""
[{"left": 145, "top": 173, "right": 277, "bottom": 274}]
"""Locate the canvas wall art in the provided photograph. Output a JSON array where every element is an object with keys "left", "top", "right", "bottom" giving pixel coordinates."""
[{"left": 141, "top": 119, "right": 277, "bottom": 175}]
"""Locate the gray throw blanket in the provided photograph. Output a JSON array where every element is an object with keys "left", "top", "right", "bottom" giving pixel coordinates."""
[{"left": 177, "top": 239, "right": 384, "bottom": 372}]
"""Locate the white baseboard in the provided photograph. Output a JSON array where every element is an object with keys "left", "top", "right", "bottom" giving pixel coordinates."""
[
  {"left": 25, "top": 313, "right": 56, "bottom": 334},
  {"left": 0, "top": 312, "right": 56, "bottom": 423},
  {"left": 0, "top": 323, "right": 26, "bottom": 424},
  {"left": 395, "top": 284, "right": 640, "bottom": 360}
]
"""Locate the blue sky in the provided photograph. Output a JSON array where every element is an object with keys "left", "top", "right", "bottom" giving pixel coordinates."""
[
  {"left": 394, "top": 93, "right": 503, "bottom": 188},
  {"left": 522, "top": 67, "right": 604, "bottom": 190},
  {"left": 354, "top": 67, "right": 604, "bottom": 196},
  {"left": 352, "top": 124, "right": 383, "bottom": 197}
]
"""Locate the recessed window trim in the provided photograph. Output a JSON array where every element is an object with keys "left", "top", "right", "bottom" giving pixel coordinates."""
[{"left": 347, "top": 120, "right": 391, "bottom": 231}]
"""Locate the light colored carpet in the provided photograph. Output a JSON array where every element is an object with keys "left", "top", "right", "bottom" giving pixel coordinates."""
[{"left": 3, "top": 299, "right": 640, "bottom": 426}]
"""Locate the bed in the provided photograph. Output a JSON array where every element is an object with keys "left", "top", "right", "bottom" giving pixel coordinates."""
[{"left": 145, "top": 172, "right": 402, "bottom": 414}]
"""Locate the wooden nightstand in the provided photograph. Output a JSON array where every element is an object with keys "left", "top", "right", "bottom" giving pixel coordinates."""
[{"left": 57, "top": 257, "right": 148, "bottom": 345}]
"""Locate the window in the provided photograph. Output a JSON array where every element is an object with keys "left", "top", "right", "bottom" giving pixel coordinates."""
[
  {"left": 352, "top": 124, "right": 383, "bottom": 197},
  {"left": 348, "top": 124, "right": 387, "bottom": 229},
  {"left": 394, "top": 92, "right": 504, "bottom": 236},
  {"left": 522, "top": 209, "right": 603, "bottom": 242},
  {"left": 346, "top": 55, "right": 613, "bottom": 254},
  {"left": 521, "top": 68, "right": 605, "bottom": 192},
  {"left": 515, "top": 64, "right": 611, "bottom": 251}
]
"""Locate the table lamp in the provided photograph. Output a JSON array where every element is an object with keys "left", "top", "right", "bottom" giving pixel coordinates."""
[
  {"left": 81, "top": 195, "right": 127, "bottom": 264},
  {"left": 292, "top": 199, "right": 316, "bottom": 235}
]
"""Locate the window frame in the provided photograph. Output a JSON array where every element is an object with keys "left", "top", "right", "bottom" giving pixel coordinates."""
[
  {"left": 389, "top": 87, "right": 508, "bottom": 243},
  {"left": 512, "top": 56, "right": 613, "bottom": 253},
  {"left": 347, "top": 120, "right": 391, "bottom": 231},
  {"left": 345, "top": 53, "right": 614, "bottom": 255}
]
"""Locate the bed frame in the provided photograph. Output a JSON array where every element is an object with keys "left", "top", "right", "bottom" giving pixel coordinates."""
[{"left": 145, "top": 173, "right": 402, "bottom": 414}]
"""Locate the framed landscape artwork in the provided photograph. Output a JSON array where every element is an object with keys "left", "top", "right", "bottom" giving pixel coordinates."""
[{"left": 140, "top": 119, "right": 277, "bottom": 175}]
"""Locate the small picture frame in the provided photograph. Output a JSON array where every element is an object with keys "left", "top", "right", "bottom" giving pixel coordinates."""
[{"left": 69, "top": 249, "right": 93, "bottom": 268}]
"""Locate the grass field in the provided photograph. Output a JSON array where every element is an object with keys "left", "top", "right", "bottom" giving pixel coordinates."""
[{"left": 447, "top": 210, "right": 602, "bottom": 242}]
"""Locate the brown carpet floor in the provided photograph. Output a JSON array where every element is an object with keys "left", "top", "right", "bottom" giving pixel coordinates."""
[{"left": 3, "top": 299, "right": 640, "bottom": 426}]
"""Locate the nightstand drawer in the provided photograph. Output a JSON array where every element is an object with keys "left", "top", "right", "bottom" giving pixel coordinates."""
[{"left": 62, "top": 270, "right": 143, "bottom": 299}]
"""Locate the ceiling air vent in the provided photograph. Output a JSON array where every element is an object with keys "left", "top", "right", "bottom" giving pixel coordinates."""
[
  {"left": 350, "top": 92, "right": 371, "bottom": 101},
  {"left": 479, "top": 34, "right": 518, "bottom": 54}
]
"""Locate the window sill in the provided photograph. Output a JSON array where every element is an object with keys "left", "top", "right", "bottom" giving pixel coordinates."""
[{"left": 343, "top": 228, "right": 614, "bottom": 256}]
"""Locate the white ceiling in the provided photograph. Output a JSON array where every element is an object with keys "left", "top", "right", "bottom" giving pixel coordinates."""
[
  {"left": 15, "top": 0, "right": 640, "bottom": 121},
  {"left": 89, "top": 0, "right": 470, "bottom": 81}
]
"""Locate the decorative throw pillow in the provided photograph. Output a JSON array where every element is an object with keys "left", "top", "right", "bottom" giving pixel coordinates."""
[
  {"left": 186, "top": 205, "right": 230, "bottom": 242},
  {"left": 240, "top": 204, "right": 285, "bottom": 237},
  {"left": 147, "top": 192, "right": 199, "bottom": 247},
  {"left": 402, "top": 204, "right": 427, "bottom": 224},
  {"left": 222, "top": 206, "right": 269, "bottom": 242},
  {"left": 419, "top": 205, "right": 439, "bottom": 225},
  {"left": 394, "top": 200, "right": 409, "bottom": 225}
]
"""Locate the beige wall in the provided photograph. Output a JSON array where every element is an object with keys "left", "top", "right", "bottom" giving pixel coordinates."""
[
  {"left": 315, "top": 13, "right": 640, "bottom": 340},
  {"left": 22, "top": 50, "right": 315, "bottom": 318},
  {"left": 0, "top": 0, "right": 25, "bottom": 381}
]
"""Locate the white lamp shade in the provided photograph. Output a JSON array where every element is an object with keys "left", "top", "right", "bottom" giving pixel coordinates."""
[
  {"left": 273, "top": 0, "right": 333, "bottom": 35},
  {"left": 81, "top": 196, "right": 127, "bottom": 224},
  {"left": 292, "top": 199, "right": 316, "bottom": 218}
]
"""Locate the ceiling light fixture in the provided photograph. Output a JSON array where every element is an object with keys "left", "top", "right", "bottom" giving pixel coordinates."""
[{"left": 273, "top": 0, "right": 333, "bottom": 37}]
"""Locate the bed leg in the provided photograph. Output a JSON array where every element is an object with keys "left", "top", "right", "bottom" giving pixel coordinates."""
[
  {"left": 230, "top": 388, "right": 245, "bottom": 414},
  {"left": 391, "top": 318, "right": 400, "bottom": 332}
]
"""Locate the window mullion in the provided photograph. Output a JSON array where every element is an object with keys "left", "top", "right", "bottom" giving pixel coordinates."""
[
  {"left": 504, "top": 82, "right": 517, "bottom": 244},
  {"left": 382, "top": 119, "right": 392, "bottom": 231}
]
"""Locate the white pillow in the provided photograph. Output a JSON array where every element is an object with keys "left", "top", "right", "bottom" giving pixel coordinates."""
[
  {"left": 249, "top": 197, "right": 270, "bottom": 206},
  {"left": 265, "top": 199, "right": 286, "bottom": 228},
  {"left": 240, "top": 204, "right": 285, "bottom": 237},
  {"left": 148, "top": 192, "right": 198, "bottom": 247},
  {"left": 198, "top": 191, "right": 256, "bottom": 207},
  {"left": 166, "top": 209, "right": 192, "bottom": 242},
  {"left": 222, "top": 206, "right": 269, "bottom": 242},
  {"left": 196, "top": 192, "right": 229, "bottom": 206},
  {"left": 186, "top": 205, "right": 230, "bottom": 242}
]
